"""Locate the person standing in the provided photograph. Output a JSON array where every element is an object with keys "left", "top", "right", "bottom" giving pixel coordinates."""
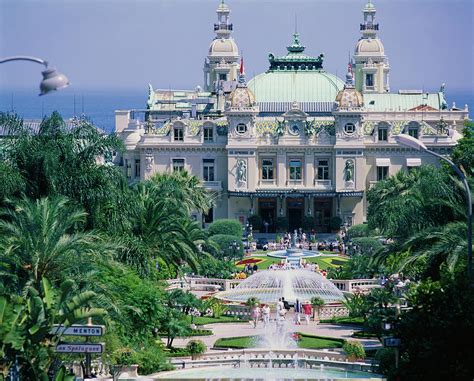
[
  {"left": 294, "top": 298, "right": 302, "bottom": 325},
  {"left": 262, "top": 304, "right": 270, "bottom": 327},
  {"left": 302, "top": 300, "right": 312, "bottom": 325},
  {"left": 251, "top": 304, "right": 261, "bottom": 328},
  {"left": 277, "top": 297, "right": 286, "bottom": 320}
]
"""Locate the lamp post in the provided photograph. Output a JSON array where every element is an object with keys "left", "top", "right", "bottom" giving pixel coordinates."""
[
  {"left": 0, "top": 56, "right": 70, "bottom": 95},
  {"left": 394, "top": 133, "right": 472, "bottom": 278},
  {"left": 229, "top": 240, "right": 240, "bottom": 263}
]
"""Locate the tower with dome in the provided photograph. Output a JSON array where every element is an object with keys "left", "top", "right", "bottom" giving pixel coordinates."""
[{"left": 115, "top": 0, "right": 469, "bottom": 231}]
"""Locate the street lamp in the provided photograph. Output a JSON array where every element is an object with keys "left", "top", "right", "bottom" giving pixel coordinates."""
[
  {"left": 394, "top": 133, "right": 472, "bottom": 277},
  {"left": 0, "top": 56, "right": 70, "bottom": 95},
  {"left": 229, "top": 240, "right": 240, "bottom": 263}
]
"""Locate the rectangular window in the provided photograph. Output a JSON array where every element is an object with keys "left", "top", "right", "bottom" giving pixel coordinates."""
[
  {"left": 203, "top": 207, "right": 214, "bottom": 224},
  {"left": 378, "top": 128, "right": 388, "bottom": 141},
  {"left": 366, "top": 74, "right": 374, "bottom": 87},
  {"left": 134, "top": 159, "right": 140, "bottom": 178},
  {"left": 261, "top": 159, "right": 274, "bottom": 180},
  {"left": 174, "top": 128, "right": 184, "bottom": 141},
  {"left": 408, "top": 127, "right": 419, "bottom": 139},
  {"left": 289, "top": 159, "right": 302, "bottom": 181},
  {"left": 203, "top": 127, "right": 214, "bottom": 142},
  {"left": 203, "top": 159, "right": 215, "bottom": 181},
  {"left": 125, "top": 159, "right": 131, "bottom": 179},
  {"left": 219, "top": 74, "right": 227, "bottom": 81},
  {"left": 377, "top": 166, "right": 389, "bottom": 181},
  {"left": 317, "top": 159, "right": 330, "bottom": 180},
  {"left": 172, "top": 159, "right": 185, "bottom": 172}
]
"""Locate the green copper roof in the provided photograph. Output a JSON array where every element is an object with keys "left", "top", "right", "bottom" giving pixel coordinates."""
[
  {"left": 248, "top": 70, "right": 344, "bottom": 104},
  {"left": 268, "top": 33, "right": 324, "bottom": 71},
  {"left": 363, "top": 92, "right": 447, "bottom": 112}
]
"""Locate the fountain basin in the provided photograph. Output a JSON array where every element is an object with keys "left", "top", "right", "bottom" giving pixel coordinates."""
[
  {"left": 215, "top": 268, "right": 344, "bottom": 303},
  {"left": 151, "top": 365, "right": 384, "bottom": 380}
]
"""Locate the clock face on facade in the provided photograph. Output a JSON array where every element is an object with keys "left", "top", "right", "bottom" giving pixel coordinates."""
[{"left": 289, "top": 124, "right": 300, "bottom": 135}]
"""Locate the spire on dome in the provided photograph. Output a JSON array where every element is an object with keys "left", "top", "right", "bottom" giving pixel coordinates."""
[
  {"left": 360, "top": 0, "right": 378, "bottom": 38},
  {"left": 214, "top": 0, "right": 232, "bottom": 38}
]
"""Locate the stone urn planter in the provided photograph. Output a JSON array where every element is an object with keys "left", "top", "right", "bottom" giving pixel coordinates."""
[{"left": 116, "top": 364, "right": 139, "bottom": 380}]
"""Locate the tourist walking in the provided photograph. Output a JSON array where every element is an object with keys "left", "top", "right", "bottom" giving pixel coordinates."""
[
  {"left": 302, "top": 300, "right": 312, "bottom": 325},
  {"left": 277, "top": 297, "right": 286, "bottom": 320},
  {"left": 251, "top": 304, "right": 261, "bottom": 328}
]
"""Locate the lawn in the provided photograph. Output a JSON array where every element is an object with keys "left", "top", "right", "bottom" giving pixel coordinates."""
[
  {"left": 235, "top": 255, "right": 348, "bottom": 271},
  {"left": 214, "top": 334, "right": 344, "bottom": 350},
  {"left": 186, "top": 315, "right": 248, "bottom": 325}
]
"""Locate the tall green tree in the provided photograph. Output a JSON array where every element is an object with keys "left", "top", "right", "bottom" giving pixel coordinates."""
[
  {"left": 0, "top": 112, "right": 125, "bottom": 228},
  {"left": 0, "top": 277, "right": 105, "bottom": 380},
  {"left": 0, "top": 196, "right": 112, "bottom": 293}
]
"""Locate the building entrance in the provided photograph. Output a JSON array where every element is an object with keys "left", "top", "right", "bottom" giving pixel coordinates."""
[
  {"left": 258, "top": 198, "right": 276, "bottom": 233},
  {"left": 287, "top": 198, "right": 304, "bottom": 232},
  {"left": 314, "top": 198, "right": 333, "bottom": 233}
]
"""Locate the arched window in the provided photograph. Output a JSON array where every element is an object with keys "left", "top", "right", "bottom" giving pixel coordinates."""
[
  {"left": 407, "top": 122, "right": 420, "bottom": 139},
  {"left": 377, "top": 122, "right": 390, "bottom": 141}
]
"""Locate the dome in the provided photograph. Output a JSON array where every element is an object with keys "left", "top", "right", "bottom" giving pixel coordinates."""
[
  {"left": 247, "top": 71, "right": 344, "bottom": 104},
  {"left": 355, "top": 38, "right": 385, "bottom": 56},
  {"left": 124, "top": 131, "right": 141, "bottom": 148},
  {"left": 215, "top": 269, "right": 344, "bottom": 303},
  {"left": 209, "top": 38, "right": 238, "bottom": 56},
  {"left": 230, "top": 84, "right": 256, "bottom": 108},
  {"left": 336, "top": 87, "right": 364, "bottom": 108}
]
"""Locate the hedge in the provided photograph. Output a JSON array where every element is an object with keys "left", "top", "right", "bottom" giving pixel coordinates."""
[
  {"left": 207, "top": 219, "right": 242, "bottom": 237},
  {"left": 209, "top": 234, "right": 243, "bottom": 259}
]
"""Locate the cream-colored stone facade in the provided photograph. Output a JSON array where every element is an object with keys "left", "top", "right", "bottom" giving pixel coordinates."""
[{"left": 115, "top": 0, "right": 469, "bottom": 232}]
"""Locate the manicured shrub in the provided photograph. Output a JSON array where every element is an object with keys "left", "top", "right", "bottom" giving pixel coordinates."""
[
  {"left": 209, "top": 234, "right": 243, "bottom": 259},
  {"left": 186, "top": 340, "right": 207, "bottom": 360},
  {"left": 208, "top": 219, "right": 242, "bottom": 237},
  {"left": 346, "top": 224, "right": 373, "bottom": 239},
  {"left": 276, "top": 217, "right": 289, "bottom": 231},
  {"left": 329, "top": 216, "right": 342, "bottom": 230},
  {"left": 247, "top": 214, "right": 262, "bottom": 231},
  {"left": 350, "top": 237, "right": 383, "bottom": 256},
  {"left": 302, "top": 216, "right": 315, "bottom": 230},
  {"left": 343, "top": 340, "right": 366, "bottom": 361}
]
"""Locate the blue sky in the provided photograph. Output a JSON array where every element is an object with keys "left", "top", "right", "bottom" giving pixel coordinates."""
[{"left": 1, "top": 0, "right": 473, "bottom": 93}]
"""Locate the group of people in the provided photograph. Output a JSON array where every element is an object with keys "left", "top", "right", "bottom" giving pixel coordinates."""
[{"left": 251, "top": 297, "right": 314, "bottom": 328}]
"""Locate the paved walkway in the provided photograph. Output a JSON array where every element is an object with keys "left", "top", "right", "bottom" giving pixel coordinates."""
[{"left": 162, "top": 315, "right": 379, "bottom": 351}]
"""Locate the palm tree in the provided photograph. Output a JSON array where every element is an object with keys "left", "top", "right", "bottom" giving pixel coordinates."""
[
  {"left": 0, "top": 277, "right": 106, "bottom": 380},
  {"left": 0, "top": 196, "right": 112, "bottom": 293},
  {"left": 149, "top": 171, "right": 214, "bottom": 214}
]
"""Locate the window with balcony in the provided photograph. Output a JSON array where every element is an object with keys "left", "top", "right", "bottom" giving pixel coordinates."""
[
  {"left": 203, "top": 127, "right": 214, "bottom": 142},
  {"left": 172, "top": 159, "right": 185, "bottom": 172},
  {"left": 366, "top": 73, "right": 374, "bottom": 87},
  {"left": 289, "top": 159, "right": 302, "bottom": 181},
  {"left": 378, "top": 127, "right": 388, "bottom": 141},
  {"left": 203, "top": 159, "right": 215, "bottom": 181},
  {"left": 174, "top": 127, "right": 184, "bottom": 141},
  {"left": 261, "top": 159, "right": 274, "bottom": 180},
  {"left": 377, "top": 166, "right": 389, "bottom": 181},
  {"left": 134, "top": 159, "right": 141, "bottom": 178},
  {"left": 317, "top": 159, "right": 330, "bottom": 180}
]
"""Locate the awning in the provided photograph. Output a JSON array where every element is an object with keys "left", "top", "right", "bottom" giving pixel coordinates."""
[
  {"left": 406, "top": 158, "right": 421, "bottom": 167},
  {"left": 376, "top": 158, "right": 391, "bottom": 166}
]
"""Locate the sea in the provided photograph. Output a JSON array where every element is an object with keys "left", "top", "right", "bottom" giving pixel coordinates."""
[{"left": 0, "top": 88, "right": 472, "bottom": 134}]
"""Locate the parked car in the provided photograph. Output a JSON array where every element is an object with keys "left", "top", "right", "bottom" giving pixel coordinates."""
[{"left": 256, "top": 238, "right": 269, "bottom": 251}]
